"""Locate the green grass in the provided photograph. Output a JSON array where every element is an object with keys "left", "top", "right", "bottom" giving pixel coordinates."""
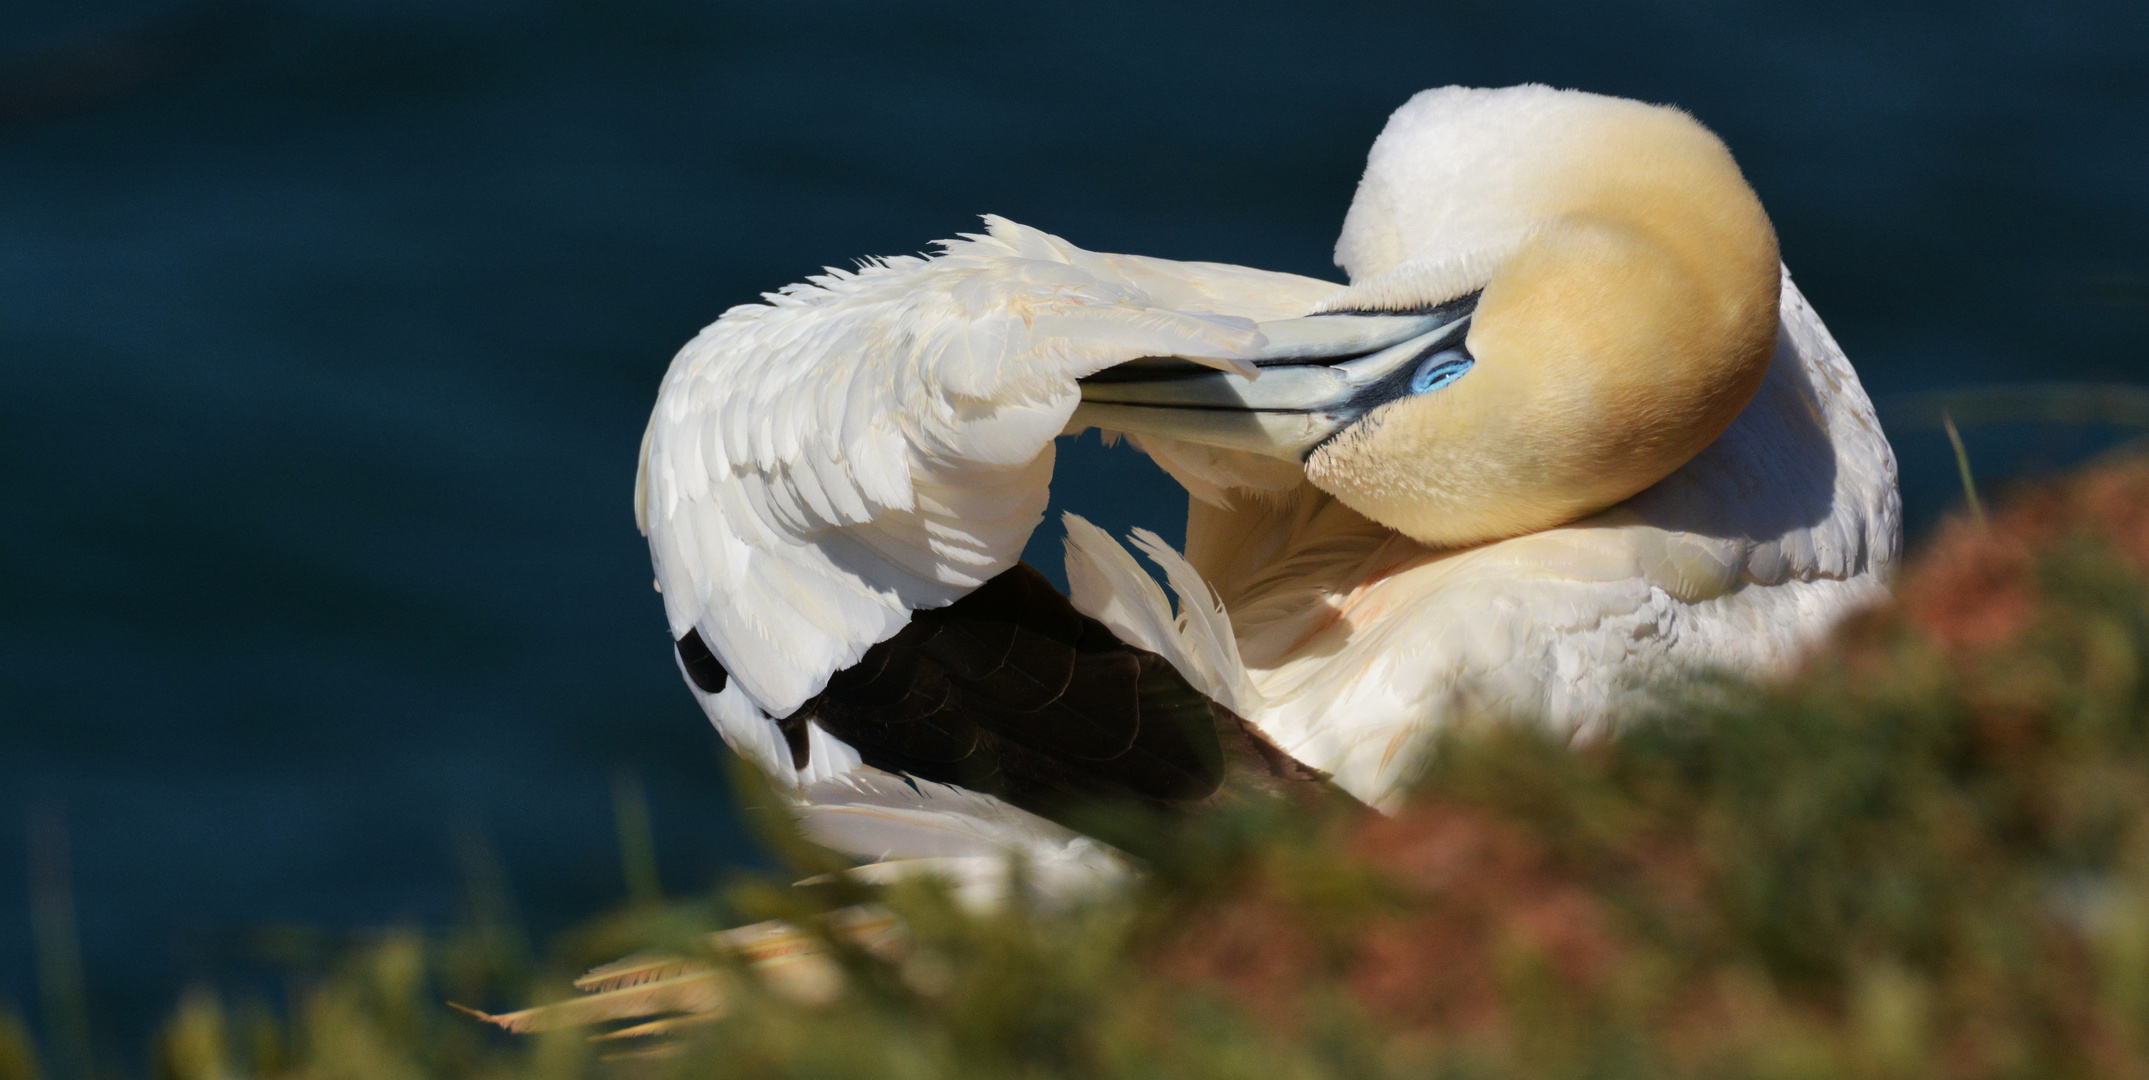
[{"left": 16, "top": 454, "right": 2149, "bottom": 1080}]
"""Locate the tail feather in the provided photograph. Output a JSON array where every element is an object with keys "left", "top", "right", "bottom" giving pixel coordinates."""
[
  {"left": 1063, "top": 513, "right": 1182, "bottom": 658},
  {"left": 795, "top": 770, "right": 1079, "bottom": 859},
  {"left": 793, "top": 771, "right": 1127, "bottom": 894},
  {"left": 1129, "top": 527, "right": 1259, "bottom": 716},
  {"left": 1063, "top": 513, "right": 1260, "bottom": 717}
]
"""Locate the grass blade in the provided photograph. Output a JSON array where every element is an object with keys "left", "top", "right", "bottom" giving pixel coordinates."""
[
  {"left": 1941, "top": 410, "right": 1986, "bottom": 525},
  {"left": 26, "top": 808, "right": 90, "bottom": 1080},
  {"left": 611, "top": 771, "right": 663, "bottom": 909}
]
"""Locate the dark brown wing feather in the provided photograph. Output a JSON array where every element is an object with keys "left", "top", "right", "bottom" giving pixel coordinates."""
[{"left": 785, "top": 562, "right": 1226, "bottom": 817}]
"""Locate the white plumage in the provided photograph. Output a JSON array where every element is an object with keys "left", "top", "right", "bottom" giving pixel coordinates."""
[
  {"left": 1165, "top": 273, "right": 1896, "bottom": 806},
  {"left": 636, "top": 85, "right": 1901, "bottom": 889}
]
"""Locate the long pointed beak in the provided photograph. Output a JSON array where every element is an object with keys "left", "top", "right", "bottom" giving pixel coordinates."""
[{"left": 1075, "top": 294, "right": 1477, "bottom": 460}]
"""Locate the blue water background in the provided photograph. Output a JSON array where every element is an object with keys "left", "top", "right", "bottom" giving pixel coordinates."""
[{"left": 3, "top": 0, "right": 2146, "bottom": 1051}]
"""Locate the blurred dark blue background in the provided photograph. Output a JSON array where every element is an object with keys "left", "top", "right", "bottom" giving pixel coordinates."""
[{"left": 4, "top": 0, "right": 2146, "bottom": 1052}]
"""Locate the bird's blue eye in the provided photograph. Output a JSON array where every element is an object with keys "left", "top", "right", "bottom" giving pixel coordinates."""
[{"left": 1409, "top": 349, "right": 1473, "bottom": 395}]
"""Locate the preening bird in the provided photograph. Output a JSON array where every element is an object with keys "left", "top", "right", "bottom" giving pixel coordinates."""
[{"left": 637, "top": 85, "right": 1901, "bottom": 899}]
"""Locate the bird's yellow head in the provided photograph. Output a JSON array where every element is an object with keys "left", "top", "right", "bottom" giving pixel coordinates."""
[{"left": 1079, "top": 85, "right": 1781, "bottom": 549}]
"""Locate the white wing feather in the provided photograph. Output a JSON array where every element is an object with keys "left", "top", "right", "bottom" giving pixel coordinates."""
[{"left": 640, "top": 215, "right": 1336, "bottom": 786}]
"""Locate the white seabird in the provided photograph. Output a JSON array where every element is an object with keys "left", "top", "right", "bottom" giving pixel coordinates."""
[{"left": 636, "top": 85, "right": 1901, "bottom": 898}]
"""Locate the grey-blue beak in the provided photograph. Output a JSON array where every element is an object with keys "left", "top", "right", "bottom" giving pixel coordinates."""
[{"left": 1075, "top": 293, "right": 1478, "bottom": 460}]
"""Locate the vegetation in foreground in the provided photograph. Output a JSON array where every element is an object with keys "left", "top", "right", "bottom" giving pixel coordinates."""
[{"left": 12, "top": 453, "right": 2149, "bottom": 1080}]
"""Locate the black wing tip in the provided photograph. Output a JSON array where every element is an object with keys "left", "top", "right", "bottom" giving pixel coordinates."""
[
  {"left": 796, "top": 562, "right": 1228, "bottom": 815},
  {"left": 675, "top": 628, "right": 729, "bottom": 694}
]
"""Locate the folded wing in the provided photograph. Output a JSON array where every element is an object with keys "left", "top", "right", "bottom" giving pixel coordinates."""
[{"left": 638, "top": 216, "right": 1336, "bottom": 782}]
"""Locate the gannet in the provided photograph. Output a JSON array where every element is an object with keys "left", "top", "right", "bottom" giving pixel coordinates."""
[{"left": 637, "top": 85, "right": 1901, "bottom": 897}]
